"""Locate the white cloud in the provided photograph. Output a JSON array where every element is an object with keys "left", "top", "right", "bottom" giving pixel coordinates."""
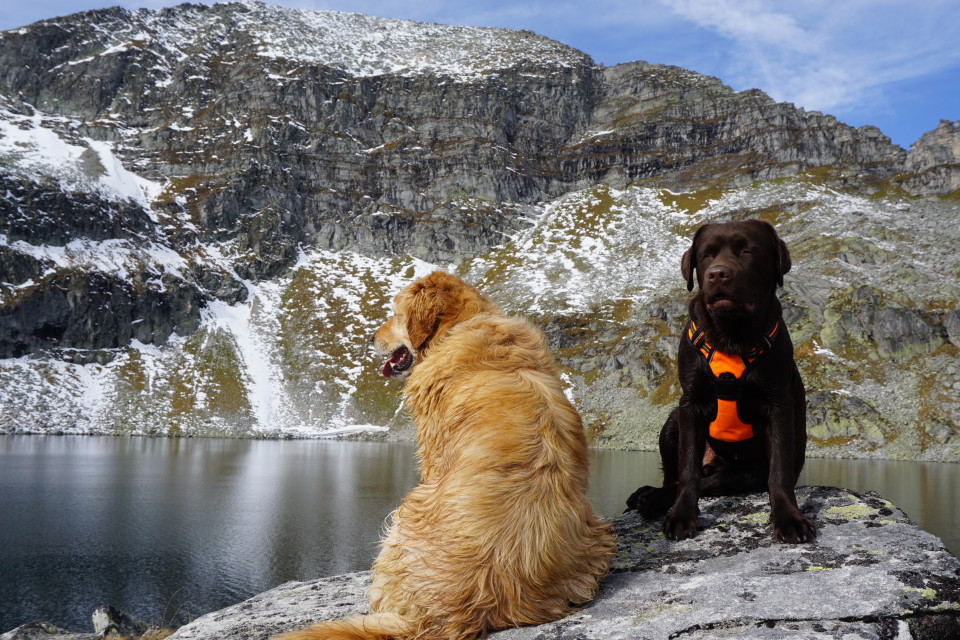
[
  {"left": 665, "top": 0, "right": 816, "bottom": 54},
  {"left": 658, "top": 0, "right": 960, "bottom": 114}
]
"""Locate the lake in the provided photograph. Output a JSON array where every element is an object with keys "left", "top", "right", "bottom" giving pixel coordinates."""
[{"left": 1, "top": 436, "right": 957, "bottom": 633}]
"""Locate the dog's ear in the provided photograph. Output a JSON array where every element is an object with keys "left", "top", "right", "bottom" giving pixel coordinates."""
[
  {"left": 681, "top": 226, "right": 706, "bottom": 291},
  {"left": 761, "top": 221, "right": 791, "bottom": 287},
  {"left": 403, "top": 272, "right": 496, "bottom": 352},
  {"left": 777, "top": 237, "right": 792, "bottom": 286},
  {"left": 405, "top": 275, "right": 452, "bottom": 351},
  {"left": 681, "top": 248, "right": 695, "bottom": 292}
]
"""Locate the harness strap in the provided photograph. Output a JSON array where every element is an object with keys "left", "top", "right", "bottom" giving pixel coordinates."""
[
  {"left": 686, "top": 319, "right": 780, "bottom": 442},
  {"left": 687, "top": 320, "right": 779, "bottom": 366}
]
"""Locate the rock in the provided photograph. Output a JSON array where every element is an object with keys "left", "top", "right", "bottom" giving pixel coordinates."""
[
  {"left": 0, "top": 622, "right": 94, "bottom": 640},
  {"left": 91, "top": 605, "right": 148, "bottom": 638},
  {"left": 165, "top": 573, "right": 372, "bottom": 640},
  {"left": 0, "top": 269, "right": 203, "bottom": 362},
  {"left": 0, "top": 2, "right": 919, "bottom": 309},
  {"left": 904, "top": 120, "right": 960, "bottom": 196},
  {"left": 0, "top": 174, "right": 158, "bottom": 245},
  {"left": 584, "top": 62, "right": 905, "bottom": 190},
  {"left": 945, "top": 310, "right": 960, "bottom": 348},
  {"left": 1, "top": 606, "right": 157, "bottom": 640},
  {"left": 164, "top": 487, "right": 960, "bottom": 640},
  {"left": 806, "top": 391, "right": 891, "bottom": 446},
  {"left": 820, "top": 285, "right": 944, "bottom": 363}
]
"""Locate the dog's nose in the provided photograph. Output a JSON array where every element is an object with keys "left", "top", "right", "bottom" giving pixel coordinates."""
[{"left": 707, "top": 266, "right": 731, "bottom": 283}]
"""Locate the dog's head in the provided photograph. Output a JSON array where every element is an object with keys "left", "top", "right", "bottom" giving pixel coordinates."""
[
  {"left": 681, "top": 220, "right": 791, "bottom": 321},
  {"left": 373, "top": 271, "right": 498, "bottom": 378}
]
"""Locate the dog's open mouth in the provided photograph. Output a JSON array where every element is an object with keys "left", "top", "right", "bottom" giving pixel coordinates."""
[{"left": 381, "top": 347, "right": 413, "bottom": 378}]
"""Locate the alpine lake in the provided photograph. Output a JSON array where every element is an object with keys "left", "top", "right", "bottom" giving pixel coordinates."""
[{"left": 1, "top": 436, "right": 957, "bottom": 633}]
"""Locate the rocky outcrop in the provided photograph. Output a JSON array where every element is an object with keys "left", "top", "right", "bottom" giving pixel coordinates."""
[
  {"left": 0, "top": 622, "right": 94, "bottom": 640},
  {"left": 904, "top": 120, "right": 960, "bottom": 195},
  {"left": 0, "top": 1, "right": 915, "bottom": 278},
  {"left": 563, "top": 63, "right": 905, "bottom": 191},
  {"left": 0, "top": 175, "right": 155, "bottom": 246},
  {"left": 90, "top": 605, "right": 150, "bottom": 638},
  {"left": 0, "top": 1, "right": 600, "bottom": 268},
  {"left": 819, "top": 285, "right": 945, "bottom": 364},
  {"left": 107, "top": 488, "right": 957, "bottom": 640},
  {"left": 0, "top": 268, "right": 203, "bottom": 362},
  {"left": 0, "top": 605, "right": 157, "bottom": 640}
]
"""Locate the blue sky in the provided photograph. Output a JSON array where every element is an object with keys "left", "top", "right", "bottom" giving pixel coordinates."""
[{"left": 2, "top": 0, "right": 958, "bottom": 149}]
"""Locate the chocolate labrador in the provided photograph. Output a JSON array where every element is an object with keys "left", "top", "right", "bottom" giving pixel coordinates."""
[{"left": 627, "top": 219, "right": 815, "bottom": 544}]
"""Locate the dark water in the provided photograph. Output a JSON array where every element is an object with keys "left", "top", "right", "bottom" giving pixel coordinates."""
[{"left": 1, "top": 436, "right": 957, "bottom": 633}]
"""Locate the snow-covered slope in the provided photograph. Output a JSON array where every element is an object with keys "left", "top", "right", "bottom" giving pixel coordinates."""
[
  {"left": 1, "top": 248, "right": 434, "bottom": 436},
  {"left": 0, "top": 105, "right": 160, "bottom": 206},
  {"left": 6, "top": 171, "right": 957, "bottom": 460},
  {"left": 456, "top": 178, "right": 960, "bottom": 460},
  {"left": 3, "top": 0, "right": 589, "bottom": 88}
]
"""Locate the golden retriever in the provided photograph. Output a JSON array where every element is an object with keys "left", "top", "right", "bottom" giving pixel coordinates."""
[{"left": 275, "top": 271, "right": 615, "bottom": 640}]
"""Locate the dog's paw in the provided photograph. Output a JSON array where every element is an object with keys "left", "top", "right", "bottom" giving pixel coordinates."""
[
  {"left": 772, "top": 512, "right": 817, "bottom": 544},
  {"left": 663, "top": 505, "right": 700, "bottom": 541},
  {"left": 625, "top": 486, "right": 672, "bottom": 518},
  {"left": 624, "top": 485, "right": 652, "bottom": 512}
]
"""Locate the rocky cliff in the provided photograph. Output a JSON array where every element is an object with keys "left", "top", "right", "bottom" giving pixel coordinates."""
[{"left": 1, "top": 1, "right": 958, "bottom": 460}]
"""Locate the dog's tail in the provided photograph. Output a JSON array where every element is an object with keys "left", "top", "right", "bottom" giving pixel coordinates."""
[{"left": 272, "top": 612, "right": 411, "bottom": 640}]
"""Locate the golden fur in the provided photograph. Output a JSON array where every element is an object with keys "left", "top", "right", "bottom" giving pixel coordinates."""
[{"left": 275, "top": 271, "right": 615, "bottom": 640}]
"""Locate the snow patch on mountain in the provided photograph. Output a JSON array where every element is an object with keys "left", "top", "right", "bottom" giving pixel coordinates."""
[
  {"left": 461, "top": 184, "right": 694, "bottom": 318},
  {"left": 0, "top": 105, "right": 162, "bottom": 206},
  {"left": 1, "top": 235, "right": 191, "bottom": 283},
  {"left": 233, "top": 0, "right": 589, "bottom": 78}
]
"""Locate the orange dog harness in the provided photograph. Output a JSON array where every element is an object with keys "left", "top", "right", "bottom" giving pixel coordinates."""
[{"left": 687, "top": 320, "right": 780, "bottom": 442}]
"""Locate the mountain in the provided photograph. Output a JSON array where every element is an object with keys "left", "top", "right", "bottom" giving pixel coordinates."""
[{"left": 1, "top": 1, "right": 958, "bottom": 461}]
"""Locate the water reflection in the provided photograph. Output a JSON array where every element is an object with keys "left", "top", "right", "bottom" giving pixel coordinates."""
[
  {"left": 587, "top": 449, "right": 661, "bottom": 517},
  {"left": 0, "top": 437, "right": 956, "bottom": 634},
  {"left": 798, "top": 457, "right": 959, "bottom": 555},
  {"left": 0, "top": 437, "right": 418, "bottom": 633}
]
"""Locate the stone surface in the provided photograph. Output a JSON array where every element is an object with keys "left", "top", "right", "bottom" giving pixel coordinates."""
[
  {"left": 160, "top": 487, "right": 960, "bottom": 640},
  {"left": 91, "top": 605, "right": 148, "bottom": 638},
  {"left": 0, "top": 622, "right": 94, "bottom": 640},
  {"left": 1, "top": 606, "right": 165, "bottom": 640},
  {"left": 164, "top": 572, "right": 371, "bottom": 640},
  {"left": 905, "top": 120, "right": 960, "bottom": 196}
]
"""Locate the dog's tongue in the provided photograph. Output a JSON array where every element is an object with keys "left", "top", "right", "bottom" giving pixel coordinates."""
[
  {"left": 380, "top": 358, "right": 396, "bottom": 378},
  {"left": 381, "top": 348, "right": 409, "bottom": 378}
]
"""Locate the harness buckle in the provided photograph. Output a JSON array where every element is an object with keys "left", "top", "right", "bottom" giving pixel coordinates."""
[{"left": 714, "top": 371, "right": 741, "bottom": 400}]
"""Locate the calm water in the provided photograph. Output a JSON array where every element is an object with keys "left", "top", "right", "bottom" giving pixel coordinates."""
[{"left": 1, "top": 436, "right": 957, "bottom": 633}]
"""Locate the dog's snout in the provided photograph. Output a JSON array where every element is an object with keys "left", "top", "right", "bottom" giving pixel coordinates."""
[{"left": 707, "top": 265, "right": 731, "bottom": 283}]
